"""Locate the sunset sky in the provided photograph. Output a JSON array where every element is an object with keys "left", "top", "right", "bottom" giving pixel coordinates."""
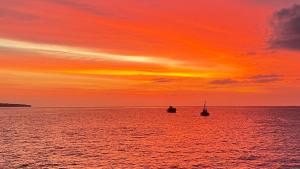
[{"left": 1, "top": 0, "right": 300, "bottom": 106}]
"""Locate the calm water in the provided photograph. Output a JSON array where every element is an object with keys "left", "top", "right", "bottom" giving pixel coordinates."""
[{"left": 0, "top": 107, "right": 300, "bottom": 169}]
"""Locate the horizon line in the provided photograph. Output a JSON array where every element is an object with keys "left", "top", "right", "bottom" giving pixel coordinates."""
[{"left": 16, "top": 105, "right": 300, "bottom": 108}]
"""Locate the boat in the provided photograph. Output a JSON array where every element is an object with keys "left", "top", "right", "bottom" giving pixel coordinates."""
[
  {"left": 167, "top": 106, "right": 176, "bottom": 113},
  {"left": 201, "top": 102, "right": 210, "bottom": 116}
]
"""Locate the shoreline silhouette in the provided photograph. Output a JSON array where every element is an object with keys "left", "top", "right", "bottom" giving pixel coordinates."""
[{"left": 0, "top": 103, "right": 31, "bottom": 107}]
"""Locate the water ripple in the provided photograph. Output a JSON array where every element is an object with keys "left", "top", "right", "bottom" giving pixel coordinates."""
[{"left": 0, "top": 107, "right": 299, "bottom": 168}]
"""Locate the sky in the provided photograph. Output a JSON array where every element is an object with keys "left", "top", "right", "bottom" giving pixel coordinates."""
[{"left": 0, "top": 0, "right": 300, "bottom": 106}]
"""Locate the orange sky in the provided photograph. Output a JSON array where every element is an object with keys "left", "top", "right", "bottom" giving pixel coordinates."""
[{"left": 1, "top": 0, "right": 300, "bottom": 106}]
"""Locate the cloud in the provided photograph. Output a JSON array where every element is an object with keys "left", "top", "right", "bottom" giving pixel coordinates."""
[
  {"left": 270, "top": 4, "right": 300, "bottom": 50},
  {"left": 210, "top": 79, "right": 238, "bottom": 85},
  {"left": 49, "top": 0, "right": 109, "bottom": 17},
  {"left": 0, "top": 38, "right": 185, "bottom": 66},
  {"left": 246, "top": 0, "right": 300, "bottom": 6},
  {"left": 0, "top": 8, "right": 37, "bottom": 20},
  {"left": 249, "top": 74, "right": 282, "bottom": 83},
  {"left": 152, "top": 78, "right": 174, "bottom": 83},
  {"left": 210, "top": 74, "right": 282, "bottom": 85},
  {"left": 64, "top": 69, "right": 212, "bottom": 78}
]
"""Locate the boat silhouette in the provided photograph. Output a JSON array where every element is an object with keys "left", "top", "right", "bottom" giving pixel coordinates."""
[
  {"left": 201, "top": 101, "right": 210, "bottom": 116},
  {"left": 167, "top": 106, "right": 176, "bottom": 113}
]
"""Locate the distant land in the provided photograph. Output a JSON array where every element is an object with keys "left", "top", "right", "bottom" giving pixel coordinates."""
[{"left": 0, "top": 103, "right": 31, "bottom": 107}]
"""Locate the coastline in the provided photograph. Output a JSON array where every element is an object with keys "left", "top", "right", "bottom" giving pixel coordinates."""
[{"left": 0, "top": 103, "right": 31, "bottom": 107}]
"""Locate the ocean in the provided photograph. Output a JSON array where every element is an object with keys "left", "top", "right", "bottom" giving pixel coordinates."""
[{"left": 0, "top": 107, "right": 299, "bottom": 168}]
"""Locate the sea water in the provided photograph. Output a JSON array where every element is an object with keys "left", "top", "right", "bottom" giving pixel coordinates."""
[{"left": 0, "top": 107, "right": 299, "bottom": 168}]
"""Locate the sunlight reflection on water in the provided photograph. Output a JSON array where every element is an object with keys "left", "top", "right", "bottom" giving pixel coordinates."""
[{"left": 0, "top": 107, "right": 299, "bottom": 168}]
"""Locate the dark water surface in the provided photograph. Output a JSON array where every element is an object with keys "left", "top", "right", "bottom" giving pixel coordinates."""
[{"left": 0, "top": 107, "right": 300, "bottom": 168}]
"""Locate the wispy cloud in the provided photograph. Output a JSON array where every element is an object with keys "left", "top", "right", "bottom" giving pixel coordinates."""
[
  {"left": 249, "top": 74, "right": 282, "bottom": 83},
  {"left": 0, "top": 8, "right": 37, "bottom": 20},
  {"left": 0, "top": 38, "right": 186, "bottom": 66},
  {"left": 49, "top": 0, "right": 108, "bottom": 17},
  {"left": 210, "top": 74, "right": 282, "bottom": 85},
  {"left": 246, "top": 0, "right": 300, "bottom": 6},
  {"left": 62, "top": 69, "right": 215, "bottom": 78},
  {"left": 210, "top": 79, "right": 238, "bottom": 85},
  {"left": 151, "top": 78, "right": 174, "bottom": 83}
]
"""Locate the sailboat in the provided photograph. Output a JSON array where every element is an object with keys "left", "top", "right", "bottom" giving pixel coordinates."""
[{"left": 201, "top": 101, "right": 210, "bottom": 116}]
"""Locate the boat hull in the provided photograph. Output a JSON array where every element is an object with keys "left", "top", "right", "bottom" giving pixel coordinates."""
[
  {"left": 201, "top": 111, "right": 209, "bottom": 116},
  {"left": 167, "top": 108, "right": 176, "bottom": 113},
  {"left": 201, "top": 113, "right": 209, "bottom": 116},
  {"left": 167, "top": 110, "right": 176, "bottom": 113}
]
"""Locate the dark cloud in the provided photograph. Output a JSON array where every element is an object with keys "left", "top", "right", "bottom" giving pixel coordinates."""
[
  {"left": 210, "top": 74, "right": 282, "bottom": 85},
  {"left": 152, "top": 78, "right": 174, "bottom": 83},
  {"left": 249, "top": 74, "right": 282, "bottom": 83},
  {"left": 210, "top": 79, "right": 238, "bottom": 85},
  {"left": 270, "top": 4, "right": 300, "bottom": 50}
]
